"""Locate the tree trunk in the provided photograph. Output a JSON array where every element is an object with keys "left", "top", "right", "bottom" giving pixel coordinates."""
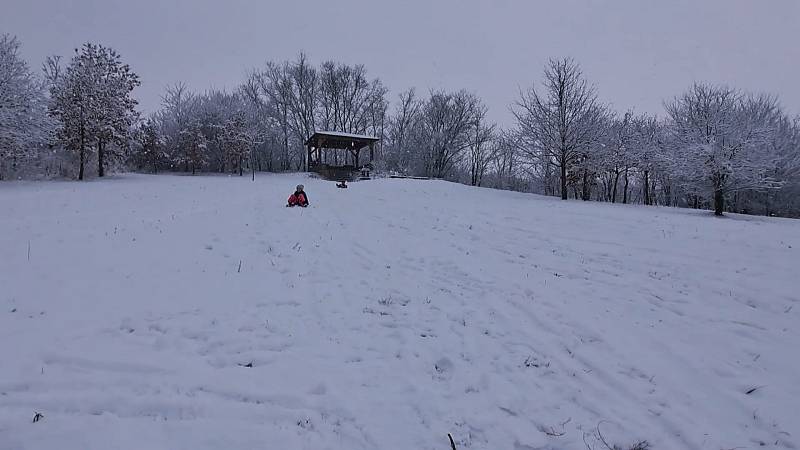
[
  {"left": 664, "top": 184, "right": 672, "bottom": 207},
  {"left": 612, "top": 172, "right": 619, "bottom": 203},
  {"left": 581, "top": 169, "right": 591, "bottom": 201},
  {"left": 643, "top": 170, "right": 650, "bottom": 205},
  {"left": 79, "top": 147, "right": 85, "bottom": 181},
  {"left": 78, "top": 126, "right": 86, "bottom": 180},
  {"left": 622, "top": 167, "right": 629, "bottom": 204},
  {"left": 560, "top": 161, "right": 568, "bottom": 200},
  {"left": 98, "top": 139, "right": 105, "bottom": 177},
  {"left": 714, "top": 188, "right": 724, "bottom": 216}
]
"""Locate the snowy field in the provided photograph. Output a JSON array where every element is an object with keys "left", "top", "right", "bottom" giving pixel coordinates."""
[{"left": 1, "top": 173, "right": 798, "bottom": 450}]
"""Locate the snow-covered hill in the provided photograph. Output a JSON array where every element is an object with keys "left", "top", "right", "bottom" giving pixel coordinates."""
[{"left": 1, "top": 174, "right": 798, "bottom": 450}]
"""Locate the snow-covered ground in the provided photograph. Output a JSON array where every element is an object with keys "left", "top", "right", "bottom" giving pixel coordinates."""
[{"left": 1, "top": 174, "right": 798, "bottom": 450}]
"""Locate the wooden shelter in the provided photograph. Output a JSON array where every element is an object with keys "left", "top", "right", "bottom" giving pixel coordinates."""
[{"left": 305, "top": 131, "right": 380, "bottom": 180}]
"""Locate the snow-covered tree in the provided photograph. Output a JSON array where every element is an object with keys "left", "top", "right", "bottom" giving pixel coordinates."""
[
  {"left": 467, "top": 104, "right": 497, "bottom": 186},
  {"left": 599, "top": 111, "right": 635, "bottom": 203},
  {"left": 0, "top": 34, "right": 53, "bottom": 179},
  {"left": 132, "top": 117, "right": 167, "bottom": 173},
  {"left": 570, "top": 112, "right": 611, "bottom": 201},
  {"left": 222, "top": 111, "right": 251, "bottom": 176},
  {"left": 178, "top": 122, "right": 207, "bottom": 175},
  {"left": 416, "top": 89, "right": 482, "bottom": 179},
  {"left": 91, "top": 46, "right": 139, "bottom": 177},
  {"left": 157, "top": 82, "right": 197, "bottom": 171},
  {"left": 384, "top": 88, "right": 423, "bottom": 174},
  {"left": 665, "top": 83, "right": 782, "bottom": 215},
  {"left": 513, "top": 58, "right": 604, "bottom": 199},
  {"left": 630, "top": 114, "right": 665, "bottom": 206},
  {"left": 770, "top": 116, "right": 800, "bottom": 216},
  {"left": 48, "top": 43, "right": 139, "bottom": 179}
]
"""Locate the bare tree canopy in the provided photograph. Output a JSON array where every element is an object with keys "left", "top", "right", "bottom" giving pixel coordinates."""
[{"left": 513, "top": 58, "right": 605, "bottom": 199}]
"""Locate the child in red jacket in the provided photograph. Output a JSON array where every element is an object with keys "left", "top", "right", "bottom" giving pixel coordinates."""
[{"left": 287, "top": 185, "right": 309, "bottom": 207}]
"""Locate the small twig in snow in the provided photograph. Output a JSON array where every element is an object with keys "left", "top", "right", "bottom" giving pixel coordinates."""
[
  {"left": 583, "top": 431, "right": 593, "bottom": 450},
  {"left": 539, "top": 417, "right": 571, "bottom": 437},
  {"left": 32, "top": 412, "right": 43, "bottom": 423},
  {"left": 448, "top": 433, "right": 457, "bottom": 450},
  {"left": 745, "top": 385, "right": 764, "bottom": 395},
  {"left": 596, "top": 421, "right": 614, "bottom": 449}
]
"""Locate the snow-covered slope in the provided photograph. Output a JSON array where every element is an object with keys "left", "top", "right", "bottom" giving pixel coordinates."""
[{"left": 1, "top": 174, "right": 798, "bottom": 450}]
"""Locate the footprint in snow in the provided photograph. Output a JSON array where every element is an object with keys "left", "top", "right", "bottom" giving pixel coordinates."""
[
  {"left": 309, "top": 383, "right": 327, "bottom": 395},
  {"left": 434, "top": 357, "right": 454, "bottom": 380}
]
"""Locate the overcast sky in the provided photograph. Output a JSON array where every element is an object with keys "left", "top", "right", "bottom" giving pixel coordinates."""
[{"left": 3, "top": 0, "right": 799, "bottom": 125}]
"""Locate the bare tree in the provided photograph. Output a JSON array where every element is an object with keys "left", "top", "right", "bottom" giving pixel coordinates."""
[
  {"left": 158, "top": 82, "right": 196, "bottom": 171},
  {"left": 254, "top": 61, "right": 293, "bottom": 170},
  {"left": 595, "top": 111, "right": 635, "bottom": 203},
  {"left": 630, "top": 114, "right": 663, "bottom": 206},
  {"left": 468, "top": 104, "right": 497, "bottom": 186},
  {"left": 287, "top": 53, "right": 317, "bottom": 169},
  {"left": 416, "top": 89, "right": 481, "bottom": 179},
  {"left": 318, "top": 60, "right": 387, "bottom": 165},
  {"left": 385, "top": 88, "right": 423, "bottom": 173},
  {"left": 490, "top": 131, "right": 522, "bottom": 191},
  {"left": 514, "top": 58, "right": 603, "bottom": 199}
]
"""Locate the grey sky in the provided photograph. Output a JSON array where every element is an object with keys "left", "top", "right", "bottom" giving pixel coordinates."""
[{"left": 3, "top": 0, "right": 799, "bottom": 125}]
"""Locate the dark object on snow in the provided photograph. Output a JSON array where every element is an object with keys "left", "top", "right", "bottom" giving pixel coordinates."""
[
  {"left": 448, "top": 433, "right": 457, "bottom": 450},
  {"left": 745, "top": 385, "right": 763, "bottom": 395},
  {"left": 238, "top": 362, "right": 253, "bottom": 368},
  {"left": 32, "top": 412, "right": 44, "bottom": 423},
  {"left": 336, "top": 180, "right": 348, "bottom": 189},
  {"left": 287, "top": 185, "right": 309, "bottom": 207}
]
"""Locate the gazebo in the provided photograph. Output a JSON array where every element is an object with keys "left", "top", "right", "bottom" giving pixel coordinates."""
[{"left": 305, "top": 131, "right": 380, "bottom": 180}]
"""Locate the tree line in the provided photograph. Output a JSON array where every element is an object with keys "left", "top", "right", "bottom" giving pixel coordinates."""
[{"left": 1, "top": 34, "right": 799, "bottom": 217}]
